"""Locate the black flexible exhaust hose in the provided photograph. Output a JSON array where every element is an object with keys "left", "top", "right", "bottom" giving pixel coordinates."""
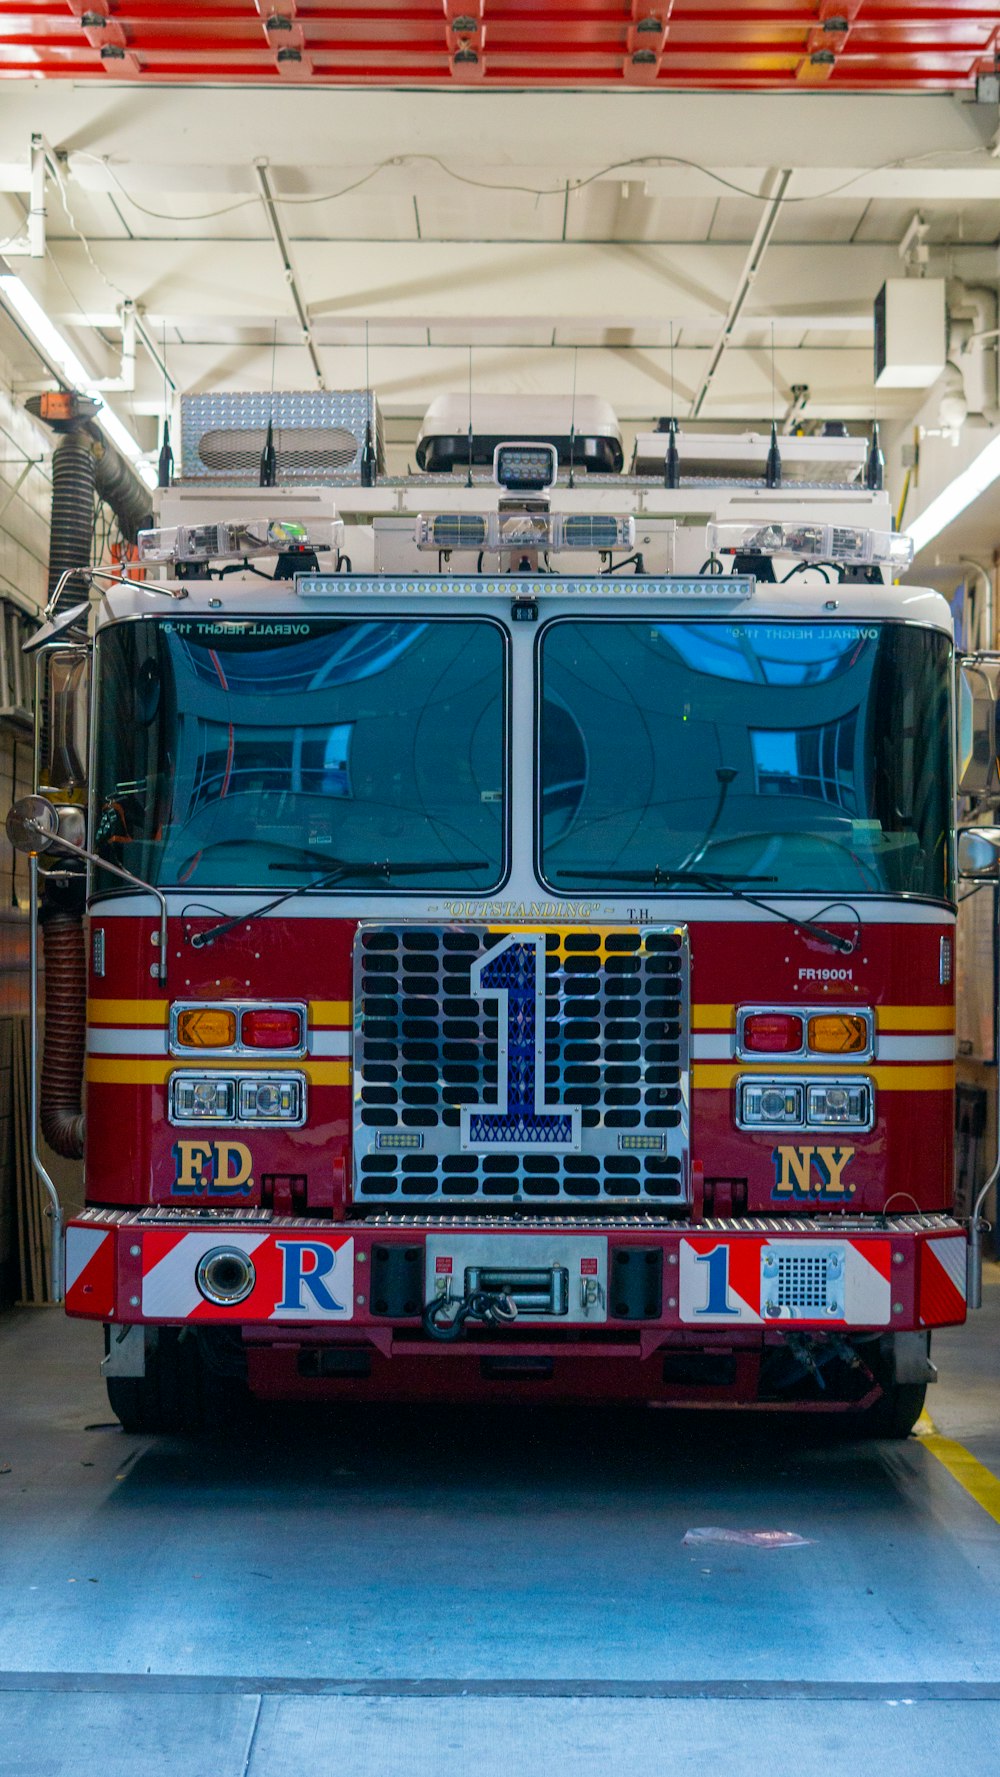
[
  {"left": 38, "top": 894, "right": 86, "bottom": 1160},
  {"left": 45, "top": 422, "right": 152, "bottom": 614},
  {"left": 47, "top": 433, "right": 97, "bottom": 612},
  {"left": 92, "top": 433, "right": 152, "bottom": 543}
]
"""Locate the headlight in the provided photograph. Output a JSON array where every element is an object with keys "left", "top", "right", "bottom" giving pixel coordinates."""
[
  {"left": 238, "top": 1075, "right": 305, "bottom": 1124},
  {"left": 737, "top": 1076, "right": 874, "bottom": 1132},
  {"left": 806, "top": 1081, "right": 873, "bottom": 1129},
  {"left": 168, "top": 1072, "right": 306, "bottom": 1126},
  {"left": 738, "top": 1082, "right": 804, "bottom": 1128},
  {"left": 170, "top": 1076, "right": 236, "bottom": 1122}
]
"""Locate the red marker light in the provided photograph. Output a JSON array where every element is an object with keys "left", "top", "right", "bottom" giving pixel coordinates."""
[
  {"left": 742, "top": 1012, "right": 804, "bottom": 1054},
  {"left": 240, "top": 1007, "right": 302, "bottom": 1050}
]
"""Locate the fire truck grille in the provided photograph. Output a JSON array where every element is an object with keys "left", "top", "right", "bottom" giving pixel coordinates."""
[{"left": 353, "top": 924, "right": 689, "bottom": 1209}]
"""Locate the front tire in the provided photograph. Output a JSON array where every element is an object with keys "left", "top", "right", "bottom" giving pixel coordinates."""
[
  {"left": 854, "top": 1379, "right": 927, "bottom": 1440},
  {"left": 106, "top": 1327, "right": 248, "bottom": 1436}
]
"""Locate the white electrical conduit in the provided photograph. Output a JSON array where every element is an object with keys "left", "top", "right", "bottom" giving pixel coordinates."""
[{"left": 690, "top": 168, "right": 793, "bottom": 419}]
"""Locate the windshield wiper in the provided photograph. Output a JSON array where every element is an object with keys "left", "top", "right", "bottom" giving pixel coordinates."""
[
  {"left": 558, "top": 867, "right": 777, "bottom": 886},
  {"left": 191, "top": 856, "right": 488, "bottom": 949},
  {"left": 556, "top": 865, "right": 855, "bottom": 954}
]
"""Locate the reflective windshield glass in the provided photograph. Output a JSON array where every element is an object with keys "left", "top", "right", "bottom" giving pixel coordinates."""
[
  {"left": 94, "top": 617, "right": 505, "bottom": 889},
  {"left": 539, "top": 620, "right": 951, "bottom": 899}
]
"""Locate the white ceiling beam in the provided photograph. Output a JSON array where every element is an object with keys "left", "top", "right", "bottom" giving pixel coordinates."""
[
  {"left": 17, "top": 239, "right": 911, "bottom": 325},
  {"left": 65, "top": 158, "right": 1000, "bottom": 209},
  {"left": 0, "top": 87, "right": 988, "bottom": 172}
]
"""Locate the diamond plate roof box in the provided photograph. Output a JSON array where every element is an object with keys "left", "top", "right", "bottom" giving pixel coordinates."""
[{"left": 180, "top": 390, "right": 385, "bottom": 484}]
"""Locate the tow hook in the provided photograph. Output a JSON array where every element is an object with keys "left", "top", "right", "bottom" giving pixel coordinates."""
[{"left": 422, "top": 1289, "right": 519, "bottom": 1341}]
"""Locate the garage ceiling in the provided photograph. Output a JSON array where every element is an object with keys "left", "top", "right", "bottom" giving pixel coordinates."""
[
  {"left": 1, "top": 2, "right": 997, "bottom": 91},
  {"left": 0, "top": 76, "right": 998, "bottom": 519}
]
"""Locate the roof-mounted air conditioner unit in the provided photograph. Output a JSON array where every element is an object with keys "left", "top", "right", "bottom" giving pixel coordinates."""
[{"left": 416, "top": 395, "right": 623, "bottom": 475}]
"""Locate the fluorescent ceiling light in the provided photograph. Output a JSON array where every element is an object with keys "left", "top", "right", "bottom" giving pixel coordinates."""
[
  {"left": 0, "top": 262, "right": 156, "bottom": 490},
  {"left": 906, "top": 431, "right": 1000, "bottom": 556}
]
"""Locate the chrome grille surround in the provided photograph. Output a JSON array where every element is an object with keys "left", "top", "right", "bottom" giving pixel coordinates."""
[{"left": 353, "top": 924, "right": 689, "bottom": 1208}]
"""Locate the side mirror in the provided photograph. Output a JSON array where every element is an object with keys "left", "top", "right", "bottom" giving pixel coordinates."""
[
  {"left": 38, "top": 646, "right": 89, "bottom": 798},
  {"left": 957, "top": 659, "right": 1000, "bottom": 800},
  {"left": 958, "top": 827, "right": 1000, "bottom": 879},
  {"left": 6, "top": 794, "right": 85, "bottom": 858}
]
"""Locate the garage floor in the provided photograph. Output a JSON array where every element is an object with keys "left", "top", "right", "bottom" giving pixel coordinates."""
[{"left": 2, "top": 1280, "right": 999, "bottom": 1776}]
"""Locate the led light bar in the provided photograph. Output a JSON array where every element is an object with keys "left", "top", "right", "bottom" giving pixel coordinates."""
[
  {"left": 296, "top": 574, "right": 754, "bottom": 600},
  {"left": 138, "top": 517, "right": 342, "bottom": 565},
  {"left": 906, "top": 433, "right": 1000, "bottom": 556},
  {"left": 707, "top": 521, "right": 913, "bottom": 572},
  {"left": 415, "top": 512, "right": 635, "bottom": 554}
]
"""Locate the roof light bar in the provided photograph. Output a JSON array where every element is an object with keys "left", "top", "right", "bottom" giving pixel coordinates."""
[
  {"left": 707, "top": 521, "right": 913, "bottom": 572},
  {"left": 415, "top": 512, "right": 635, "bottom": 554},
  {"left": 138, "top": 517, "right": 343, "bottom": 565}
]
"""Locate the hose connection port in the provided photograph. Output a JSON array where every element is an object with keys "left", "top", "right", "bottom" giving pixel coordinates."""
[{"left": 195, "top": 1245, "right": 257, "bottom": 1306}]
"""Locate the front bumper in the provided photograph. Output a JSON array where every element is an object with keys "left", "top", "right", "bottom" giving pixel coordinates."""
[{"left": 65, "top": 1209, "right": 968, "bottom": 1338}]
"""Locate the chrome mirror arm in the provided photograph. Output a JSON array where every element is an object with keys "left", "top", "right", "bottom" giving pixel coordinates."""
[
  {"left": 44, "top": 563, "right": 187, "bottom": 623},
  {"left": 20, "top": 817, "right": 168, "bottom": 985},
  {"left": 28, "top": 858, "right": 63, "bottom": 1303}
]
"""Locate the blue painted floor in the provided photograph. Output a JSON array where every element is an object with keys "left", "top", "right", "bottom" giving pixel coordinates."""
[{"left": 1, "top": 1280, "right": 999, "bottom": 1774}]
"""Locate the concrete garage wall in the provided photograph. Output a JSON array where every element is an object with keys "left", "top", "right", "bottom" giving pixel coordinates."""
[{"left": 0, "top": 343, "right": 50, "bottom": 1304}]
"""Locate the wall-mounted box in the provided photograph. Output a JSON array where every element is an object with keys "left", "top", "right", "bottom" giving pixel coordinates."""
[{"left": 874, "top": 279, "right": 946, "bottom": 389}]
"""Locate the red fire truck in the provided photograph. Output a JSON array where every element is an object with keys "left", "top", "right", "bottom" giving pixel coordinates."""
[{"left": 12, "top": 399, "right": 986, "bottom": 1435}]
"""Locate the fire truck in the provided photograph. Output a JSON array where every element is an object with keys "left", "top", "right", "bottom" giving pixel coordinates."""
[{"left": 10, "top": 392, "right": 990, "bottom": 1436}]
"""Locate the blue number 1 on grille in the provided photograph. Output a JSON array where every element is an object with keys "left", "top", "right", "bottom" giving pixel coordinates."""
[{"left": 461, "top": 934, "right": 582, "bottom": 1153}]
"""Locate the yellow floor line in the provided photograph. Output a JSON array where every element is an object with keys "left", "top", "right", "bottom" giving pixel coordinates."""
[{"left": 915, "top": 1412, "right": 1000, "bottom": 1527}]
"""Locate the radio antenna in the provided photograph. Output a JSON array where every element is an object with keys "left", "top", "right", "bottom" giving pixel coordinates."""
[
  {"left": 361, "top": 318, "right": 377, "bottom": 486},
  {"left": 765, "top": 320, "right": 782, "bottom": 489},
  {"left": 259, "top": 317, "right": 277, "bottom": 487},
  {"left": 866, "top": 377, "right": 883, "bottom": 492},
  {"left": 568, "top": 346, "right": 578, "bottom": 489},
  {"left": 664, "top": 320, "right": 679, "bottom": 488},
  {"left": 466, "top": 345, "right": 474, "bottom": 488},
  {"left": 157, "top": 316, "right": 173, "bottom": 489}
]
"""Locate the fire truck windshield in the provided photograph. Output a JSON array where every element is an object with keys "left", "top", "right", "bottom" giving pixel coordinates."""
[
  {"left": 539, "top": 618, "right": 952, "bottom": 901},
  {"left": 93, "top": 616, "right": 506, "bottom": 891}
]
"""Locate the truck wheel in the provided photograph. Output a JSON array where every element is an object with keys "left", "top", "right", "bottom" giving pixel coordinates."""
[
  {"left": 106, "top": 1328, "right": 204, "bottom": 1435},
  {"left": 106, "top": 1328, "right": 247, "bottom": 1436},
  {"left": 851, "top": 1380, "right": 927, "bottom": 1440}
]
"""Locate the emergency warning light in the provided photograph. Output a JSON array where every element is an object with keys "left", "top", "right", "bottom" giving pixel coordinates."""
[
  {"left": 137, "top": 516, "right": 342, "bottom": 565},
  {"left": 707, "top": 521, "right": 914, "bottom": 573},
  {"left": 415, "top": 512, "right": 635, "bottom": 553}
]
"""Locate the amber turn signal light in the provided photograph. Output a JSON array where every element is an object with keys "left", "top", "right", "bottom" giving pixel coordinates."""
[
  {"left": 807, "top": 1013, "right": 868, "bottom": 1054},
  {"left": 174, "top": 1006, "right": 237, "bottom": 1048}
]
